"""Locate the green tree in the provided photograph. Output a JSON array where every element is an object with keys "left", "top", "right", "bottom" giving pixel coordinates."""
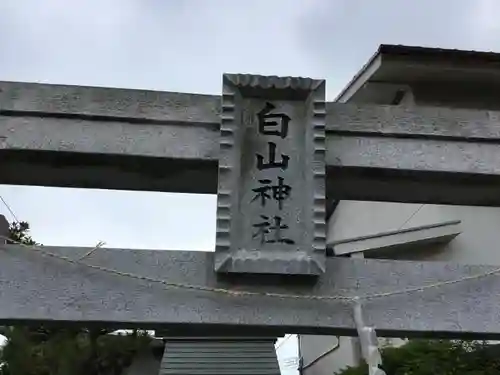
[
  {"left": 7, "top": 221, "right": 36, "bottom": 246},
  {"left": 336, "top": 339, "right": 500, "bottom": 375},
  {"left": 0, "top": 221, "right": 152, "bottom": 375}
]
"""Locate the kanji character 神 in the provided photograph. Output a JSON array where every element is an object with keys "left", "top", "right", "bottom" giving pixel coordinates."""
[{"left": 251, "top": 176, "right": 291, "bottom": 210}]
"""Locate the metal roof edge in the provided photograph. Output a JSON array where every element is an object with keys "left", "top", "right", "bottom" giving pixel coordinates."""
[
  {"left": 333, "top": 45, "right": 384, "bottom": 103},
  {"left": 333, "top": 44, "right": 500, "bottom": 103},
  {"left": 330, "top": 219, "right": 462, "bottom": 246}
]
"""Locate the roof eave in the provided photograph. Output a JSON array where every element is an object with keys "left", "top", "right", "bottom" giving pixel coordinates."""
[{"left": 334, "top": 46, "right": 384, "bottom": 103}]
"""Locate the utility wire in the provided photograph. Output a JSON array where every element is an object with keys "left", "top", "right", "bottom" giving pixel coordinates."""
[
  {"left": 275, "top": 334, "right": 294, "bottom": 350},
  {"left": 397, "top": 204, "right": 425, "bottom": 230},
  {"left": 0, "top": 195, "right": 19, "bottom": 223}
]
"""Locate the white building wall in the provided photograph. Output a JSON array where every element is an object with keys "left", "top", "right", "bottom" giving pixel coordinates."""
[
  {"left": 300, "top": 57, "right": 500, "bottom": 375},
  {"left": 331, "top": 201, "right": 500, "bottom": 264},
  {"left": 412, "top": 83, "right": 500, "bottom": 110},
  {"left": 300, "top": 335, "right": 360, "bottom": 375},
  {"left": 302, "top": 202, "right": 500, "bottom": 375}
]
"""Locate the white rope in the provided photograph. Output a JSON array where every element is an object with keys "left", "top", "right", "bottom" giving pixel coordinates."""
[{"left": 2, "top": 235, "right": 500, "bottom": 302}]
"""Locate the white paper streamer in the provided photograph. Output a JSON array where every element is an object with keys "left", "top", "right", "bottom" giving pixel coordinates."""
[{"left": 352, "top": 297, "right": 386, "bottom": 375}]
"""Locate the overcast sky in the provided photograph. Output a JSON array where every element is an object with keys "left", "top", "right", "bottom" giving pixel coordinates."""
[
  {"left": 1, "top": 0, "right": 499, "bottom": 369},
  {"left": 1, "top": 0, "right": 499, "bottom": 250}
]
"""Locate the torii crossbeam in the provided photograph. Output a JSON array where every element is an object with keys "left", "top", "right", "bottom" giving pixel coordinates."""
[{"left": 1, "top": 76, "right": 500, "bottom": 338}]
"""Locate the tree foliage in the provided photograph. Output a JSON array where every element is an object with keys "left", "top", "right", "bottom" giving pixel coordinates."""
[
  {"left": 0, "top": 221, "right": 153, "bottom": 375},
  {"left": 336, "top": 339, "right": 500, "bottom": 375},
  {"left": 7, "top": 221, "right": 36, "bottom": 246}
]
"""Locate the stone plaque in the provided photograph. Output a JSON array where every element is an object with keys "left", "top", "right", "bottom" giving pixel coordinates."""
[{"left": 214, "top": 74, "right": 326, "bottom": 275}]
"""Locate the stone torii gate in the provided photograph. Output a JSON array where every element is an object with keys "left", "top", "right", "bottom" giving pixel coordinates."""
[{"left": 2, "top": 74, "right": 500, "bottom": 350}]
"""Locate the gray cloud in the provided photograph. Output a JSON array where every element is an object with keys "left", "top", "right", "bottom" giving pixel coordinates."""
[
  {"left": 0, "top": 0, "right": 315, "bottom": 93},
  {"left": 296, "top": 0, "right": 500, "bottom": 95},
  {"left": 1, "top": 0, "right": 499, "bottom": 250}
]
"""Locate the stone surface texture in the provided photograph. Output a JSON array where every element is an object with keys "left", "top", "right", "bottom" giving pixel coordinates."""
[
  {"left": 4, "top": 79, "right": 500, "bottom": 338},
  {"left": 1, "top": 244, "right": 500, "bottom": 338},
  {"left": 215, "top": 74, "right": 326, "bottom": 275},
  {"left": 3, "top": 81, "right": 500, "bottom": 204}
]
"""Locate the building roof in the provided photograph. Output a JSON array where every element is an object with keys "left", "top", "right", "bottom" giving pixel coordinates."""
[
  {"left": 377, "top": 44, "right": 500, "bottom": 63},
  {"left": 124, "top": 337, "right": 280, "bottom": 375},
  {"left": 160, "top": 337, "right": 280, "bottom": 375},
  {"left": 334, "top": 44, "right": 500, "bottom": 103}
]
